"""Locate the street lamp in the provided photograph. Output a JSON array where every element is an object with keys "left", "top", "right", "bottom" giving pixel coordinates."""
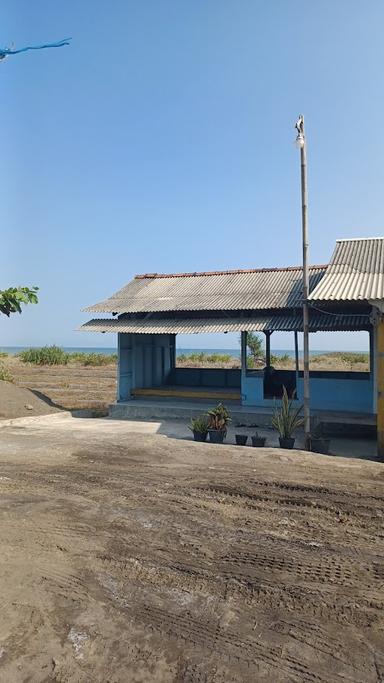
[{"left": 295, "top": 115, "right": 310, "bottom": 449}]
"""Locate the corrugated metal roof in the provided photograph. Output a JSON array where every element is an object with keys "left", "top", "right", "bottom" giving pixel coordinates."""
[
  {"left": 309, "top": 237, "right": 384, "bottom": 301},
  {"left": 80, "top": 313, "right": 369, "bottom": 334},
  {"left": 85, "top": 265, "right": 326, "bottom": 314}
]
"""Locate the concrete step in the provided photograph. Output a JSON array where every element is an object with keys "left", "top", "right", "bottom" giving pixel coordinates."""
[
  {"left": 108, "top": 400, "right": 377, "bottom": 436},
  {"left": 109, "top": 401, "right": 273, "bottom": 426}
]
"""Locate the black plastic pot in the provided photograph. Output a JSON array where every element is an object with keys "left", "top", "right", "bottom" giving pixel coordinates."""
[
  {"left": 235, "top": 434, "right": 248, "bottom": 446},
  {"left": 251, "top": 436, "right": 266, "bottom": 447},
  {"left": 193, "top": 430, "right": 208, "bottom": 442},
  {"left": 208, "top": 430, "right": 226, "bottom": 444},
  {"left": 279, "top": 437, "right": 295, "bottom": 449},
  {"left": 310, "top": 438, "right": 331, "bottom": 454}
]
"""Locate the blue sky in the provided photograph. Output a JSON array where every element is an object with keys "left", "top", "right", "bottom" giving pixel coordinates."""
[{"left": 1, "top": 1, "right": 382, "bottom": 351}]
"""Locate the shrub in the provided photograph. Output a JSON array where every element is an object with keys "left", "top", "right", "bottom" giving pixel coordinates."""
[
  {"left": 75, "top": 352, "right": 117, "bottom": 366},
  {"left": 18, "top": 346, "right": 69, "bottom": 365},
  {"left": 178, "top": 352, "right": 234, "bottom": 365},
  {"left": 0, "top": 362, "right": 13, "bottom": 382},
  {"left": 0, "top": 351, "right": 8, "bottom": 358}
]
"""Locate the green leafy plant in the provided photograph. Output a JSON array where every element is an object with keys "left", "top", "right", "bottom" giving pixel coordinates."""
[
  {"left": 271, "top": 386, "right": 304, "bottom": 438},
  {"left": 0, "top": 286, "right": 39, "bottom": 316},
  {"left": 188, "top": 415, "right": 210, "bottom": 434},
  {"left": 207, "top": 403, "right": 231, "bottom": 432}
]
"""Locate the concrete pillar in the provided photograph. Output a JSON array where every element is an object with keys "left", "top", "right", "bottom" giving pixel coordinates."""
[{"left": 377, "top": 319, "right": 384, "bottom": 459}]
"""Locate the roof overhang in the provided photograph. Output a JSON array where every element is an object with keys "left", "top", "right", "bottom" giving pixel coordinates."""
[{"left": 79, "top": 312, "right": 370, "bottom": 335}]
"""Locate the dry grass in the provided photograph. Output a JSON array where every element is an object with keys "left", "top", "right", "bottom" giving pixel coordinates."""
[
  {"left": 177, "top": 351, "right": 369, "bottom": 372},
  {"left": 3, "top": 357, "right": 116, "bottom": 412}
]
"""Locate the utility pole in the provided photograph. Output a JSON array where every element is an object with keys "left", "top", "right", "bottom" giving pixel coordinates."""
[{"left": 295, "top": 115, "right": 310, "bottom": 449}]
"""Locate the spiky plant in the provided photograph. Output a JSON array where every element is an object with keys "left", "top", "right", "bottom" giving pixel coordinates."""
[
  {"left": 188, "top": 415, "right": 210, "bottom": 434},
  {"left": 271, "top": 387, "right": 304, "bottom": 438}
]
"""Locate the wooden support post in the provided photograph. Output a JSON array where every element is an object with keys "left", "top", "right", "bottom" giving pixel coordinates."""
[
  {"left": 265, "top": 331, "right": 271, "bottom": 367},
  {"left": 377, "top": 318, "right": 384, "bottom": 460}
]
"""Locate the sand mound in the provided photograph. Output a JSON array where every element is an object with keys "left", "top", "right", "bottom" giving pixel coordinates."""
[{"left": 0, "top": 379, "right": 62, "bottom": 420}]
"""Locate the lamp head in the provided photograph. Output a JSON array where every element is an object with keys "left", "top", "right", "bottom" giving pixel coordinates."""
[{"left": 295, "top": 114, "right": 305, "bottom": 148}]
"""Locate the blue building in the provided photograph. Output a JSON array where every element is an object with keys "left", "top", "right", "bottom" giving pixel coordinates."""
[{"left": 81, "top": 237, "right": 384, "bottom": 421}]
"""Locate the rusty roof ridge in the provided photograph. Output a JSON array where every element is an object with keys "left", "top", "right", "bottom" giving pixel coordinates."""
[
  {"left": 336, "top": 236, "right": 384, "bottom": 242},
  {"left": 134, "top": 264, "right": 328, "bottom": 279}
]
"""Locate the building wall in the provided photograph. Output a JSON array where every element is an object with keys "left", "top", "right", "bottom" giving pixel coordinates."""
[
  {"left": 241, "top": 372, "right": 374, "bottom": 413},
  {"left": 118, "top": 333, "right": 175, "bottom": 401}
]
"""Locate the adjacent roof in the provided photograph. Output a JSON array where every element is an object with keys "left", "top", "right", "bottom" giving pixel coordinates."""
[
  {"left": 80, "top": 312, "right": 370, "bottom": 335},
  {"left": 309, "top": 237, "right": 384, "bottom": 302},
  {"left": 85, "top": 265, "right": 327, "bottom": 314}
]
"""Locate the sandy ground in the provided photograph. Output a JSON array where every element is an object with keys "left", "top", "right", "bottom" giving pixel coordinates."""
[
  {"left": 0, "top": 414, "right": 383, "bottom": 682},
  {"left": 0, "top": 379, "right": 62, "bottom": 419}
]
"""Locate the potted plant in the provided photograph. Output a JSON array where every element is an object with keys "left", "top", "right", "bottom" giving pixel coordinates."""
[
  {"left": 235, "top": 434, "right": 248, "bottom": 446},
  {"left": 207, "top": 403, "right": 231, "bottom": 444},
  {"left": 188, "top": 415, "right": 210, "bottom": 442},
  {"left": 251, "top": 432, "right": 266, "bottom": 447},
  {"left": 310, "top": 420, "right": 331, "bottom": 454},
  {"left": 271, "top": 386, "right": 304, "bottom": 449}
]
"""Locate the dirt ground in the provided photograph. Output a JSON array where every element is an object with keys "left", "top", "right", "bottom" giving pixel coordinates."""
[
  {"left": 0, "top": 415, "right": 383, "bottom": 682},
  {"left": 0, "top": 379, "right": 62, "bottom": 419},
  {"left": 3, "top": 357, "right": 116, "bottom": 412}
]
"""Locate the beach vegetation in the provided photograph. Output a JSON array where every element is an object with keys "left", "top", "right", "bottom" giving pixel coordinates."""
[
  {"left": 0, "top": 362, "right": 13, "bottom": 382},
  {"left": 178, "top": 352, "right": 233, "bottom": 364},
  {"left": 18, "top": 345, "right": 70, "bottom": 365},
  {"left": 70, "top": 352, "right": 117, "bottom": 366},
  {"left": 246, "top": 332, "right": 263, "bottom": 362},
  {"left": 18, "top": 346, "right": 117, "bottom": 366}
]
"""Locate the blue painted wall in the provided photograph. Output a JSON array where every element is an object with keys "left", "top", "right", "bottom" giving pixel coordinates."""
[
  {"left": 118, "top": 332, "right": 374, "bottom": 413},
  {"left": 241, "top": 371, "right": 373, "bottom": 413},
  {"left": 118, "top": 332, "right": 175, "bottom": 401},
  {"left": 168, "top": 368, "right": 241, "bottom": 388}
]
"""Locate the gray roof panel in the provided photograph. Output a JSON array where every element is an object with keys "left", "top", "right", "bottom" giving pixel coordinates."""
[
  {"left": 85, "top": 266, "right": 326, "bottom": 314},
  {"left": 309, "top": 237, "right": 384, "bottom": 302}
]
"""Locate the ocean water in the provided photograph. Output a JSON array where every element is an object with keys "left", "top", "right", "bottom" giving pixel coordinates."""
[{"left": 0, "top": 346, "right": 365, "bottom": 358}]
